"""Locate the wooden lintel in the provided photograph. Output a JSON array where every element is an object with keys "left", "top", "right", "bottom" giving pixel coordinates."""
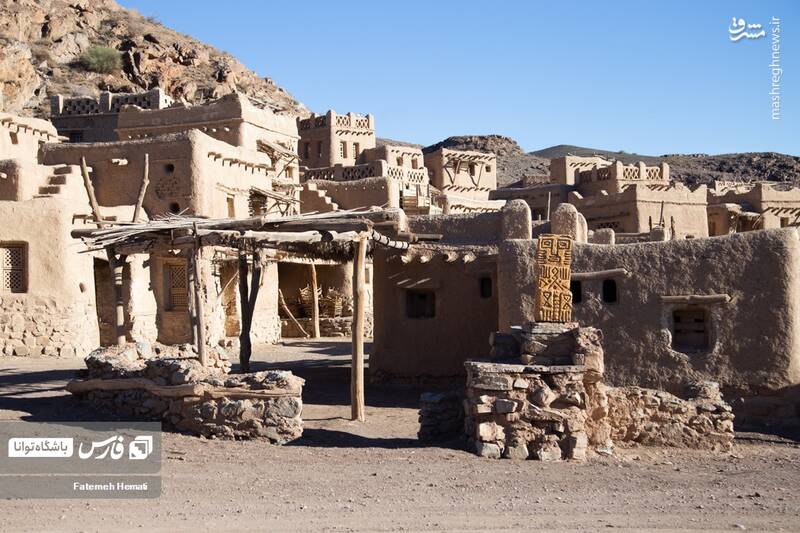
[
  {"left": 660, "top": 294, "right": 731, "bottom": 305},
  {"left": 571, "top": 268, "right": 631, "bottom": 281}
]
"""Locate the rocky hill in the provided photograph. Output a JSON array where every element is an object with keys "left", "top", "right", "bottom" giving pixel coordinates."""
[
  {"left": 530, "top": 145, "right": 800, "bottom": 187},
  {"left": 436, "top": 138, "right": 800, "bottom": 188},
  {"left": 422, "top": 135, "right": 550, "bottom": 186},
  {"left": 0, "top": 0, "right": 306, "bottom": 117}
]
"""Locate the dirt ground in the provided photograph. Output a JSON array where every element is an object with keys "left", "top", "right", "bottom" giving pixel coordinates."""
[{"left": 1, "top": 339, "right": 799, "bottom": 532}]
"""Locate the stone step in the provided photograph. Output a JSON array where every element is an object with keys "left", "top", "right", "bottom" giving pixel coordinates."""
[
  {"left": 48, "top": 175, "right": 68, "bottom": 185},
  {"left": 38, "top": 185, "right": 62, "bottom": 195},
  {"left": 52, "top": 165, "right": 73, "bottom": 175}
]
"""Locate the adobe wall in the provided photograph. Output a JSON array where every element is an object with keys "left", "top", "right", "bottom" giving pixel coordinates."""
[
  {"left": 298, "top": 111, "right": 375, "bottom": 168},
  {"left": 41, "top": 130, "right": 274, "bottom": 218},
  {"left": 49, "top": 90, "right": 173, "bottom": 143},
  {"left": 490, "top": 184, "right": 572, "bottom": 220},
  {"left": 0, "top": 113, "right": 61, "bottom": 161},
  {"left": 116, "top": 93, "right": 299, "bottom": 158},
  {"left": 569, "top": 184, "right": 708, "bottom": 238},
  {"left": 361, "top": 145, "right": 425, "bottom": 170},
  {"left": 0, "top": 159, "right": 51, "bottom": 201},
  {"left": 308, "top": 177, "right": 401, "bottom": 210},
  {"left": 550, "top": 156, "right": 611, "bottom": 186},
  {"left": 370, "top": 247, "right": 498, "bottom": 378},
  {"left": 710, "top": 183, "right": 800, "bottom": 230},
  {"left": 371, "top": 211, "right": 504, "bottom": 378},
  {"left": 408, "top": 212, "right": 502, "bottom": 245},
  {"left": 252, "top": 263, "right": 281, "bottom": 344},
  {"left": 497, "top": 229, "right": 800, "bottom": 398},
  {"left": 577, "top": 161, "right": 669, "bottom": 197},
  {"left": 0, "top": 198, "right": 99, "bottom": 357}
]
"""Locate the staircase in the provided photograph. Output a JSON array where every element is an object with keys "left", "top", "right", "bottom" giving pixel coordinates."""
[
  {"left": 34, "top": 164, "right": 89, "bottom": 201},
  {"left": 299, "top": 181, "right": 339, "bottom": 213}
]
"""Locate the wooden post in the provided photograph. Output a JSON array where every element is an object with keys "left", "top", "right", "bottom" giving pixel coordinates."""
[
  {"left": 546, "top": 191, "right": 552, "bottom": 220},
  {"left": 186, "top": 251, "right": 199, "bottom": 346},
  {"left": 238, "top": 247, "right": 251, "bottom": 372},
  {"left": 132, "top": 153, "right": 150, "bottom": 223},
  {"left": 238, "top": 247, "right": 263, "bottom": 373},
  {"left": 109, "top": 249, "right": 126, "bottom": 347},
  {"left": 309, "top": 263, "right": 321, "bottom": 338},
  {"left": 190, "top": 223, "right": 208, "bottom": 367},
  {"left": 350, "top": 236, "right": 367, "bottom": 422}
]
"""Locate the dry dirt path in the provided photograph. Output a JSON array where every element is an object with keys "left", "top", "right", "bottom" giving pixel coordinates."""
[{"left": 0, "top": 340, "right": 798, "bottom": 532}]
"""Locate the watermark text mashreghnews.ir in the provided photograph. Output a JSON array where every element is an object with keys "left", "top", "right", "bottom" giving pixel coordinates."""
[
  {"left": 729, "top": 16, "right": 782, "bottom": 120},
  {"left": 769, "top": 17, "right": 781, "bottom": 120}
]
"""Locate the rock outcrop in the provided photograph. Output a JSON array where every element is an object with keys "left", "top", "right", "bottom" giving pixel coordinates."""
[{"left": 0, "top": 0, "right": 306, "bottom": 117}]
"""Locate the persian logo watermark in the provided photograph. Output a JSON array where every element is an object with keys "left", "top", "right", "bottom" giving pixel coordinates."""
[
  {"left": 728, "top": 16, "right": 782, "bottom": 120},
  {"left": 0, "top": 421, "right": 161, "bottom": 498}
]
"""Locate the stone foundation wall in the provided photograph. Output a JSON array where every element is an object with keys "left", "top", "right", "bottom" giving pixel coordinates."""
[
  {"left": 465, "top": 361, "right": 590, "bottom": 461},
  {"left": 457, "top": 322, "right": 734, "bottom": 459},
  {"left": 418, "top": 391, "right": 464, "bottom": 442},
  {"left": 607, "top": 382, "right": 734, "bottom": 451},
  {"left": 0, "top": 296, "right": 98, "bottom": 357},
  {"left": 69, "top": 344, "right": 304, "bottom": 443}
]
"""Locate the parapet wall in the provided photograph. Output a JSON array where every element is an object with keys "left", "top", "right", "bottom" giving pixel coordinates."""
[
  {"left": 308, "top": 177, "right": 401, "bottom": 210},
  {"left": 304, "top": 161, "right": 428, "bottom": 188},
  {"left": 50, "top": 89, "right": 173, "bottom": 117}
]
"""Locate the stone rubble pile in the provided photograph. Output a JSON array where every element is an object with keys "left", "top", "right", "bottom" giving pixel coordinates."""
[
  {"left": 606, "top": 381, "right": 734, "bottom": 451},
  {"left": 71, "top": 344, "right": 304, "bottom": 443},
  {"left": 84, "top": 342, "right": 231, "bottom": 382},
  {"left": 418, "top": 391, "right": 464, "bottom": 442}
]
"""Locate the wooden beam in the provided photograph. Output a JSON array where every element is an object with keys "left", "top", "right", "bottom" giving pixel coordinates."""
[
  {"left": 80, "top": 156, "right": 104, "bottom": 225},
  {"left": 278, "top": 289, "right": 310, "bottom": 338},
  {"left": 132, "top": 153, "right": 150, "bottom": 223},
  {"left": 309, "top": 263, "right": 321, "bottom": 338},
  {"left": 571, "top": 268, "right": 631, "bottom": 281},
  {"left": 350, "top": 235, "right": 367, "bottom": 422},
  {"left": 660, "top": 294, "right": 731, "bottom": 305}
]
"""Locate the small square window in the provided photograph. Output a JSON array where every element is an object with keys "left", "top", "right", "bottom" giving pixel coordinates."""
[
  {"left": 672, "top": 307, "right": 709, "bottom": 351},
  {"left": 479, "top": 277, "right": 492, "bottom": 299},
  {"left": 570, "top": 280, "right": 582, "bottom": 304},
  {"left": 166, "top": 262, "right": 188, "bottom": 310},
  {"left": 602, "top": 279, "right": 617, "bottom": 303},
  {"left": 1, "top": 244, "right": 27, "bottom": 293},
  {"left": 406, "top": 290, "right": 435, "bottom": 319}
]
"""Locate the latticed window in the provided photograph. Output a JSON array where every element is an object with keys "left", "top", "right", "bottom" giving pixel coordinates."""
[
  {"left": 1, "top": 244, "right": 26, "bottom": 293},
  {"left": 167, "top": 263, "right": 188, "bottom": 310},
  {"left": 672, "top": 307, "right": 709, "bottom": 351}
]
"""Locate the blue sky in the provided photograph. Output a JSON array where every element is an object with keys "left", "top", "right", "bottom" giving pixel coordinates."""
[{"left": 120, "top": 1, "right": 797, "bottom": 156}]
